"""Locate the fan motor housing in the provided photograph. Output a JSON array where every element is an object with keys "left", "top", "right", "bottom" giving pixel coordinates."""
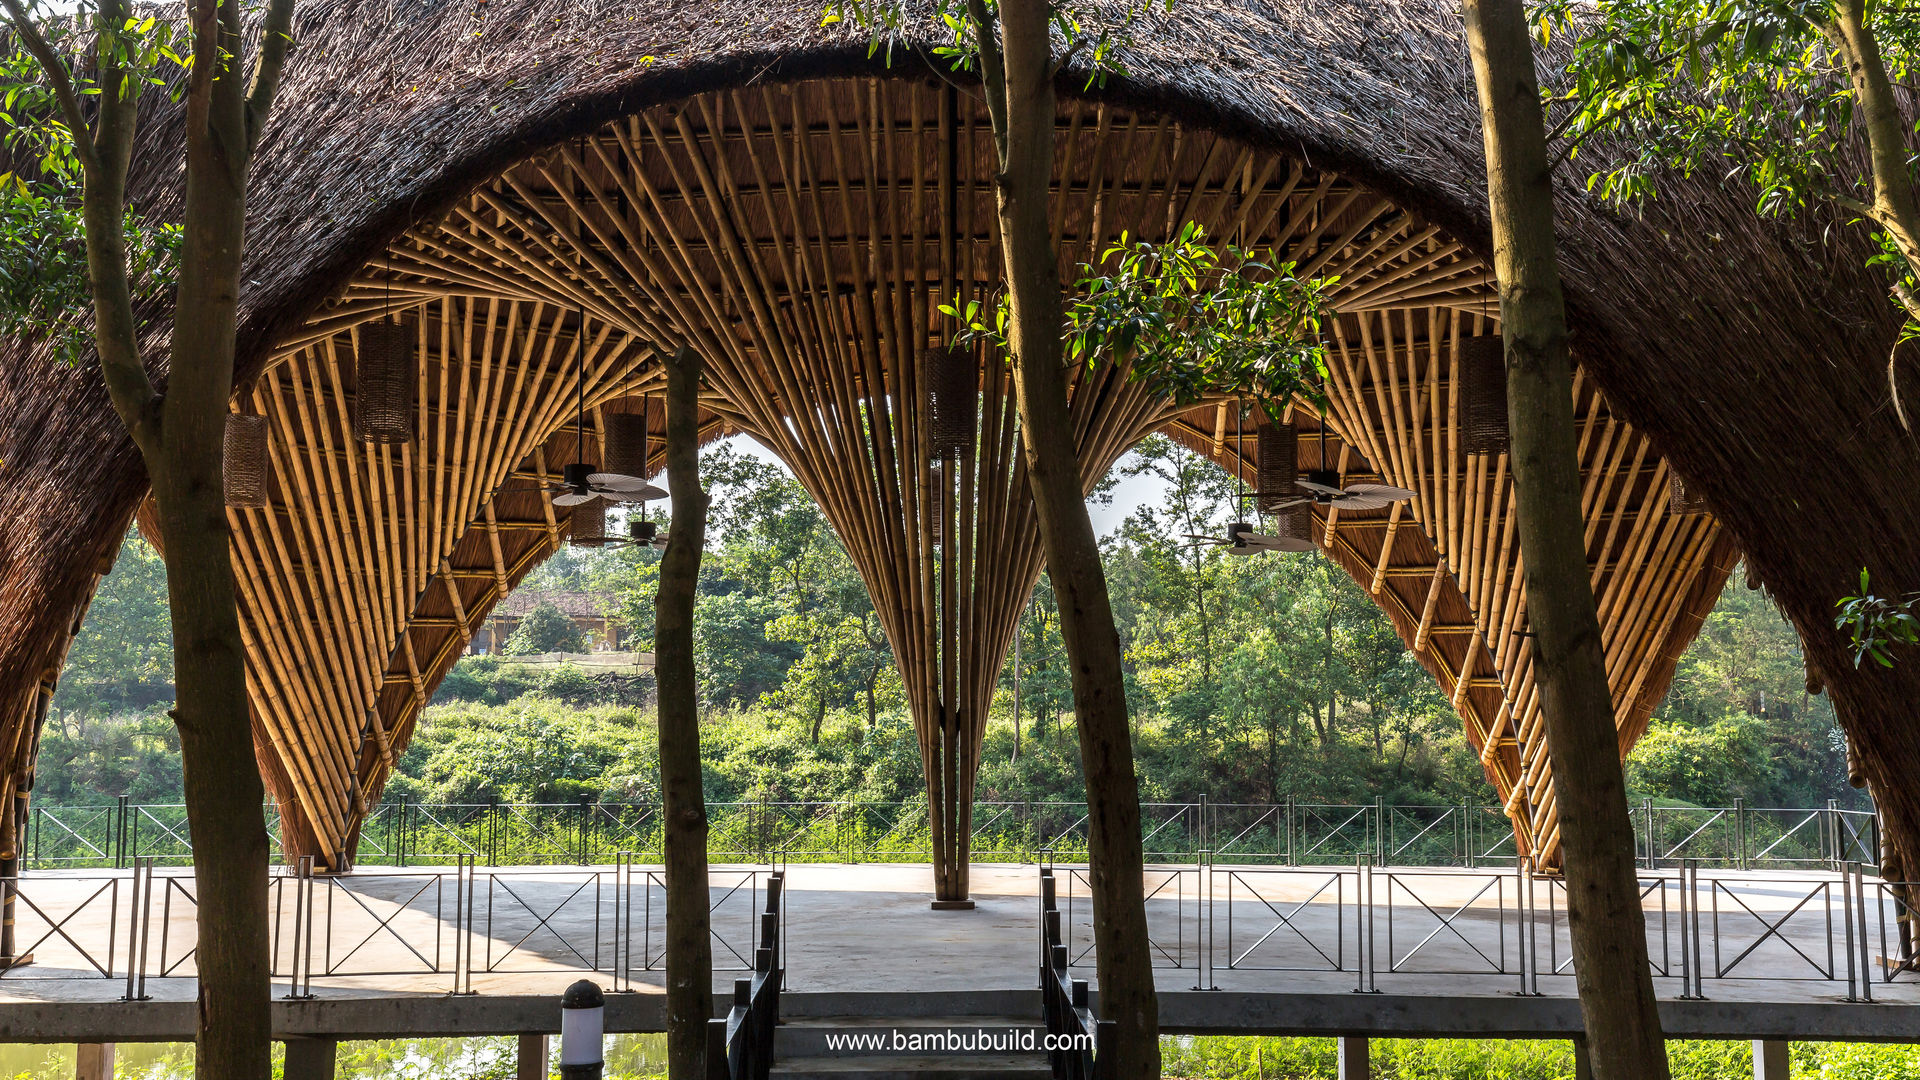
[
  {"left": 1305, "top": 468, "right": 1340, "bottom": 491},
  {"left": 561, "top": 462, "right": 594, "bottom": 489}
]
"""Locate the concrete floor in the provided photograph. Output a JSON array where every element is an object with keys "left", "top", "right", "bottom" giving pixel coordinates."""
[{"left": 0, "top": 862, "right": 1911, "bottom": 1041}]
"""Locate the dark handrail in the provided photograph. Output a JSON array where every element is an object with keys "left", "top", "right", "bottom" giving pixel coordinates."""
[
  {"left": 1039, "top": 867, "right": 1115, "bottom": 1080},
  {"left": 708, "top": 871, "right": 783, "bottom": 1080}
]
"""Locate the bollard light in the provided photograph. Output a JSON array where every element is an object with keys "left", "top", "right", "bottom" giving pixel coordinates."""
[{"left": 559, "top": 979, "right": 605, "bottom": 1079}]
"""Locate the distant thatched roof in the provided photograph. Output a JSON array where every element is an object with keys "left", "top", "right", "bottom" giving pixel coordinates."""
[
  {"left": 496, "top": 590, "right": 611, "bottom": 621},
  {"left": 0, "top": 0, "right": 1912, "bottom": 817}
]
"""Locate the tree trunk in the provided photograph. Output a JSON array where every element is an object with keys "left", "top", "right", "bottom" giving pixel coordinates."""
[
  {"left": 1827, "top": 0, "right": 1920, "bottom": 332},
  {"left": 982, "top": 1, "right": 1159, "bottom": 1070},
  {"left": 656, "top": 345, "right": 713, "bottom": 1079},
  {"left": 1463, "top": 4, "right": 1670, "bottom": 1078}
]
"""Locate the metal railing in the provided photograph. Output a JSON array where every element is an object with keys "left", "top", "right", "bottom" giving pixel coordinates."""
[
  {"left": 707, "top": 871, "right": 784, "bottom": 1080},
  {"left": 0, "top": 855, "right": 777, "bottom": 999},
  {"left": 1039, "top": 867, "right": 1114, "bottom": 1080},
  {"left": 21, "top": 796, "right": 1881, "bottom": 872},
  {"left": 1052, "top": 856, "right": 1892, "bottom": 1000}
]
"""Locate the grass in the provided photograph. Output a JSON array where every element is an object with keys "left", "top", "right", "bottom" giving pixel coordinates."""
[
  {"left": 0, "top": 1035, "right": 671, "bottom": 1080},
  {"left": 0, "top": 1035, "right": 1911, "bottom": 1078},
  {"left": 1162, "top": 1037, "right": 1920, "bottom": 1079}
]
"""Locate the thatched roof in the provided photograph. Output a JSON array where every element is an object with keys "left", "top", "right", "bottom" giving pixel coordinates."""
[{"left": 1, "top": 0, "right": 1913, "bottom": 854}]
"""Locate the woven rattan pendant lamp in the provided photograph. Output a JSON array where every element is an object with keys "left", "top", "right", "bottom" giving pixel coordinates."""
[
  {"left": 928, "top": 461, "right": 946, "bottom": 547},
  {"left": 354, "top": 260, "right": 415, "bottom": 444},
  {"left": 1255, "top": 422, "right": 1298, "bottom": 514},
  {"left": 568, "top": 496, "right": 613, "bottom": 547},
  {"left": 602, "top": 411, "right": 651, "bottom": 482},
  {"left": 924, "top": 347, "right": 977, "bottom": 460},
  {"left": 1459, "top": 335, "right": 1509, "bottom": 456},
  {"left": 223, "top": 413, "right": 271, "bottom": 508}
]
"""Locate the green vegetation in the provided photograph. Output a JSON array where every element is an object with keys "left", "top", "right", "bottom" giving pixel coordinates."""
[
  {"left": 1162, "top": 1036, "right": 1920, "bottom": 1079},
  {"left": 44, "top": 439, "right": 1856, "bottom": 820},
  {"left": 0, "top": 1035, "right": 1913, "bottom": 1079}
]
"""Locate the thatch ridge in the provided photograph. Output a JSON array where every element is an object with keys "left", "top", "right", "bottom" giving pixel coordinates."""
[{"left": 1, "top": 0, "right": 1915, "bottom": 841}]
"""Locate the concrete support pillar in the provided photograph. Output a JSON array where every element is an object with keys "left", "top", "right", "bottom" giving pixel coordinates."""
[
  {"left": 1337, "top": 1035, "right": 1370, "bottom": 1080},
  {"left": 1753, "top": 1040, "right": 1789, "bottom": 1080},
  {"left": 1573, "top": 1037, "right": 1593, "bottom": 1080},
  {"left": 283, "top": 1038, "right": 337, "bottom": 1080},
  {"left": 518, "top": 1033, "right": 548, "bottom": 1080},
  {"left": 74, "top": 1044, "right": 113, "bottom": 1080}
]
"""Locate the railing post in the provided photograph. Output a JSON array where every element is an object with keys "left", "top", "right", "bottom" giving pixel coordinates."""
[
  {"left": 1641, "top": 798, "right": 1656, "bottom": 869},
  {"left": 1734, "top": 798, "right": 1747, "bottom": 871},
  {"left": 1827, "top": 799, "right": 1841, "bottom": 872},
  {"left": 1855, "top": 861, "right": 1874, "bottom": 1003},
  {"left": 1374, "top": 798, "right": 1386, "bottom": 864},
  {"left": 1283, "top": 798, "right": 1294, "bottom": 866},
  {"left": 114, "top": 795, "right": 129, "bottom": 869},
  {"left": 578, "top": 795, "right": 592, "bottom": 866}
]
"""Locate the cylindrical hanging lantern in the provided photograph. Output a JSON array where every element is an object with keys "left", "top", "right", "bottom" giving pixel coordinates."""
[
  {"left": 1668, "top": 471, "right": 1709, "bottom": 515},
  {"left": 568, "top": 498, "right": 611, "bottom": 547},
  {"left": 353, "top": 318, "right": 415, "bottom": 445},
  {"left": 1458, "top": 335, "right": 1509, "bottom": 456},
  {"left": 924, "top": 347, "right": 978, "bottom": 460},
  {"left": 601, "top": 411, "right": 651, "bottom": 481},
  {"left": 223, "top": 413, "right": 270, "bottom": 508},
  {"left": 1278, "top": 503, "right": 1315, "bottom": 545},
  {"left": 1255, "top": 424, "right": 1299, "bottom": 514},
  {"left": 928, "top": 462, "right": 945, "bottom": 548}
]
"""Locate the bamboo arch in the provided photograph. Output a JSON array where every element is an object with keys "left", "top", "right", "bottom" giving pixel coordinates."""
[{"left": 214, "top": 78, "right": 1732, "bottom": 885}]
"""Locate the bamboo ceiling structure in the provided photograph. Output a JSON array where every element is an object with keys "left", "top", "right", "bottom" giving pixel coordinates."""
[{"left": 185, "top": 78, "right": 1737, "bottom": 884}]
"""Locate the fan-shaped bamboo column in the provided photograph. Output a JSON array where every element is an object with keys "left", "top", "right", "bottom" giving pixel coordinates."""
[
  {"left": 1164, "top": 309, "right": 1737, "bottom": 864},
  {"left": 194, "top": 76, "right": 1730, "bottom": 877}
]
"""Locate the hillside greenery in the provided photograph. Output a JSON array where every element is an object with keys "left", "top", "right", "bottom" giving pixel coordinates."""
[{"left": 41, "top": 439, "right": 1858, "bottom": 814}]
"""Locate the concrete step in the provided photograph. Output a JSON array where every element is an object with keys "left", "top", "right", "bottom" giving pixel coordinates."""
[
  {"left": 769, "top": 1053, "right": 1050, "bottom": 1080},
  {"left": 774, "top": 1016, "right": 1045, "bottom": 1058}
]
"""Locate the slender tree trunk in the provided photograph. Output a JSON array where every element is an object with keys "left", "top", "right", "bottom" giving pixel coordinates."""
[
  {"left": 1463, "top": 4, "right": 1670, "bottom": 1078},
  {"left": 980, "top": 0, "right": 1159, "bottom": 1070},
  {"left": 1011, "top": 620, "right": 1022, "bottom": 762},
  {"left": 657, "top": 345, "right": 713, "bottom": 1079}
]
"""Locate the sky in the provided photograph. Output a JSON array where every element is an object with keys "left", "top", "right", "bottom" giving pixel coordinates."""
[{"left": 657, "top": 434, "right": 1172, "bottom": 540}]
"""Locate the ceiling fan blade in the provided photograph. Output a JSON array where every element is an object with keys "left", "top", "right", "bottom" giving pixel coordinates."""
[
  {"left": 552, "top": 491, "right": 595, "bottom": 507},
  {"left": 587, "top": 472, "right": 652, "bottom": 489},
  {"left": 1344, "top": 483, "right": 1417, "bottom": 503},
  {"left": 596, "top": 482, "right": 668, "bottom": 503},
  {"left": 1329, "top": 493, "right": 1395, "bottom": 511},
  {"left": 1226, "top": 543, "right": 1262, "bottom": 556},
  {"left": 1251, "top": 534, "right": 1320, "bottom": 553},
  {"left": 1263, "top": 496, "right": 1312, "bottom": 510},
  {"left": 1296, "top": 479, "right": 1347, "bottom": 497}
]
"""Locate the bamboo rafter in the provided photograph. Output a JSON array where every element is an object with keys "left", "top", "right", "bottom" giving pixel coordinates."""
[{"left": 224, "top": 78, "right": 1730, "bottom": 872}]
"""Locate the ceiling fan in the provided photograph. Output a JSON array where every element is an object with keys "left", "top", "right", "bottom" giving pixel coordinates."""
[
  {"left": 611, "top": 516, "right": 670, "bottom": 550},
  {"left": 1288, "top": 410, "right": 1417, "bottom": 512},
  {"left": 1184, "top": 520, "right": 1318, "bottom": 556},
  {"left": 500, "top": 312, "right": 667, "bottom": 507},
  {"left": 1183, "top": 398, "right": 1320, "bottom": 556}
]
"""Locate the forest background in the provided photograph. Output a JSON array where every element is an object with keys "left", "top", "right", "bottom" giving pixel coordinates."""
[{"left": 38, "top": 437, "right": 1862, "bottom": 819}]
